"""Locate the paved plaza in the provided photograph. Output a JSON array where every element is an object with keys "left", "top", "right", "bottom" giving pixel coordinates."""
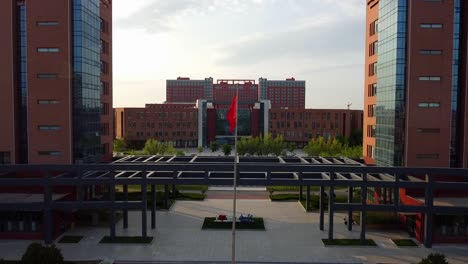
[{"left": 1, "top": 199, "right": 468, "bottom": 264}]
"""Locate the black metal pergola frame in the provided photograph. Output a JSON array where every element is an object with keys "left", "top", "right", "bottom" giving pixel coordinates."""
[{"left": 1, "top": 159, "right": 468, "bottom": 248}]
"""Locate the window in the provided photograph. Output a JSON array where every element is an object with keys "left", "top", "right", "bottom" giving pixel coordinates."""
[
  {"left": 100, "top": 60, "right": 107, "bottom": 74},
  {"left": 420, "top": 23, "right": 443, "bottom": 29},
  {"left": 37, "top": 74, "right": 57, "bottom": 79},
  {"left": 100, "top": 18, "right": 107, "bottom": 32},
  {"left": 100, "top": 81, "right": 109, "bottom": 95},
  {"left": 38, "top": 100, "right": 59, "bottom": 104},
  {"left": 38, "top": 125, "right": 61, "bottom": 130},
  {"left": 416, "top": 154, "right": 439, "bottom": 159},
  {"left": 368, "top": 104, "right": 376, "bottom": 117},
  {"left": 419, "top": 76, "right": 441, "bottom": 81},
  {"left": 0, "top": 152, "right": 11, "bottom": 164},
  {"left": 368, "top": 83, "right": 377, "bottom": 97},
  {"left": 367, "top": 125, "right": 376, "bottom": 137},
  {"left": 418, "top": 102, "right": 440, "bottom": 108},
  {"left": 37, "top": 47, "right": 59, "bottom": 53},
  {"left": 417, "top": 128, "right": 440, "bottom": 133},
  {"left": 369, "top": 19, "right": 378, "bottom": 36},
  {"left": 38, "top": 151, "right": 62, "bottom": 156},
  {"left": 420, "top": 50, "right": 442, "bottom": 55},
  {"left": 369, "top": 62, "right": 377, "bottom": 76},
  {"left": 369, "top": 41, "right": 378, "bottom": 56},
  {"left": 36, "top": 21, "right": 58, "bottom": 26}
]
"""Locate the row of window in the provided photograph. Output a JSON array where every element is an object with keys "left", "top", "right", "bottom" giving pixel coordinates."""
[{"left": 134, "top": 131, "right": 198, "bottom": 137}]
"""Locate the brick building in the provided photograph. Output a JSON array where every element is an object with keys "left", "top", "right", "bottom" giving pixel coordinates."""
[
  {"left": 0, "top": 0, "right": 113, "bottom": 165},
  {"left": 0, "top": 0, "right": 113, "bottom": 240},
  {"left": 269, "top": 109, "right": 363, "bottom": 147},
  {"left": 115, "top": 103, "right": 199, "bottom": 148},
  {"left": 363, "top": 0, "right": 468, "bottom": 244},
  {"left": 259, "top": 77, "right": 306, "bottom": 109}
]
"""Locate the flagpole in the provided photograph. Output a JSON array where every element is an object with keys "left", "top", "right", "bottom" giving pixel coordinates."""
[{"left": 232, "top": 85, "right": 239, "bottom": 264}]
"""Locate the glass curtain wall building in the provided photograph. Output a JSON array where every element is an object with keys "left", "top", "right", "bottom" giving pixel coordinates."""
[
  {"left": 375, "top": 0, "right": 407, "bottom": 166},
  {"left": 72, "top": 0, "right": 103, "bottom": 163}
]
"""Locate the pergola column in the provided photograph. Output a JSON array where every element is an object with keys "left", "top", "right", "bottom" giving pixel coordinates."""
[
  {"left": 360, "top": 173, "right": 368, "bottom": 243},
  {"left": 424, "top": 174, "right": 433, "bottom": 248},
  {"left": 123, "top": 184, "right": 128, "bottom": 229},
  {"left": 43, "top": 172, "right": 53, "bottom": 244},
  {"left": 306, "top": 185, "right": 311, "bottom": 211},
  {"left": 110, "top": 171, "right": 116, "bottom": 238},
  {"left": 141, "top": 171, "right": 147, "bottom": 237},
  {"left": 328, "top": 172, "right": 335, "bottom": 240},
  {"left": 347, "top": 185, "right": 353, "bottom": 231},
  {"left": 319, "top": 185, "right": 325, "bottom": 230},
  {"left": 151, "top": 184, "right": 156, "bottom": 229},
  {"left": 164, "top": 185, "right": 169, "bottom": 209}
]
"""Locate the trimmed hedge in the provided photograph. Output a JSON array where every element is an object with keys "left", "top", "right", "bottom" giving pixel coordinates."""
[
  {"left": 58, "top": 236, "right": 83, "bottom": 243},
  {"left": 202, "top": 217, "right": 265, "bottom": 230},
  {"left": 99, "top": 236, "right": 153, "bottom": 244},
  {"left": 322, "top": 239, "right": 377, "bottom": 246}
]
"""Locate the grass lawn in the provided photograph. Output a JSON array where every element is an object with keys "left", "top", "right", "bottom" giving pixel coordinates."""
[
  {"left": 177, "top": 192, "right": 205, "bottom": 200},
  {"left": 99, "top": 236, "right": 153, "bottom": 244},
  {"left": 322, "top": 239, "right": 377, "bottom": 246},
  {"left": 392, "top": 239, "right": 418, "bottom": 247},
  {"left": 270, "top": 193, "right": 357, "bottom": 211},
  {"left": 58, "top": 235, "right": 84, "bottom": 243},
  {"left": 202, "top": 217, "right": 265, "bottom": 230},
  {"left": 267, "top": 186, "right": 347, "bottom": 193}
]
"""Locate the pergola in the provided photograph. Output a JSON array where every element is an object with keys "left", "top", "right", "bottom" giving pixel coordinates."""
[{"left": 1, "top": 155, "right": 467, "bottom": 248}]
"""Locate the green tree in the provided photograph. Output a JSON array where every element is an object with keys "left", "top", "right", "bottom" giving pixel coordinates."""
[
  {"left": 222, "top": 143, "right": 232, "bottom": 156},
  {"left": 22, "top": 243, "right": 64, "bottom": 264},
  {"left": 418, "top": 253, "right": 449, "bottom": 264},
  {"left": 113, "top": 138, "right": 127, "bottom": 153},
  {"left": 143, "top": 138, "right": 161, "bottom": 155},
  {"left": 210, "top": 141, "right": 219, "bottom": 152},
  {"left": 303, "top": 136, "right": 361, "bottom": 158},
  {"left": 288, "top": 142, "right": 297, "bottom": 153}
]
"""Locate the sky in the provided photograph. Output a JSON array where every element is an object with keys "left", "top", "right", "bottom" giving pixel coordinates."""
[{"left": 113, "top": 0, "right": 366, "bottom": 109}]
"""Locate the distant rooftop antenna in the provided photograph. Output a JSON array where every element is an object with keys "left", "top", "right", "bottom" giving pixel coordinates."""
[{"left": 347, "top": 102, "right": 352, "bottom": 110}]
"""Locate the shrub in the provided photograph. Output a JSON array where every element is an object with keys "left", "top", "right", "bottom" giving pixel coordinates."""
[
  {"left": 210, "top": 141, "right": 219, "bottom": 152},
  {"left": 197, "top": 146, "right": 203, "bottom": 153},
  {"left": 222, "top": 144, "right": 232, "bottom": 156},
  {"left": 21, "top": 242, "right": 64, "bottom": 264},
  {"left": 418, "top": 253, "right": 449, "bottom": 264}
]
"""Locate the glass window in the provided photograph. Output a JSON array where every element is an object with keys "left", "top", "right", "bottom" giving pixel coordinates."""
[
  {"left": 37, "top": 47, "right": 59, "bottom": 53},
  {"left": 36, "top": 21, "right": 59, "bottom": 26},
  {"left": 37, "top": 74, "right": 58, "bottom": 79}
]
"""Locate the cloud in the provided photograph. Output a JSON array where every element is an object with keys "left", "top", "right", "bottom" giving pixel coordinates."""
[
  {"left": 213, "top": 13, "right": 364, "bottom": 66},
  {"left": 116, "top": 0, "right": 269, "bottom": 33}
]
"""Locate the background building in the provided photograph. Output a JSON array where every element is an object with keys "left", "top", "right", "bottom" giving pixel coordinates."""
[
  {"left": 363, "top": 0, "right": 468, "bottom": 244},
  {"left": 115, "top": 103, "right": 198, "bottom": 148},
  {"left": 0, "top": 0, "right": 113, "bottom": 165},
  {"left": 166, "top": 77, "right": 213, "bottom": 103},
  {"left": 259, "top": 77, "right": 306, "bottom": 109},
  {"left": 117, "top": 76, "right": 361, "bottom": 148}
]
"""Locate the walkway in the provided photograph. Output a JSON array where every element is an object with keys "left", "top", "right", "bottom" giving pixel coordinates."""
[{"left": 0, "top": 200, "right": 467, "bottom": 264}]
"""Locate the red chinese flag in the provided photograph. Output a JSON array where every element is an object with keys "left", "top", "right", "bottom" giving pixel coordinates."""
[{"left": 227, "top": 95, "right": 237, "bottom": 134}]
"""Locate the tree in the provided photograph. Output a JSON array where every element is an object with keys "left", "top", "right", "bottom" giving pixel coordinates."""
[
  {"left": 303, "top": 136, "right": 361, "bottom": 158},
  {"left": 418, "top": 253, "right": 449, "bottom": 264},
  {"left": 143, "top": 138, "right": 161, "bottom": 155},
  {"left": 222, "top": 143, "right": 232, "bottom": 156},
  {"left": 210, "top": 141, "right": 219, "bottom": 152},
  {"left": 288, "top": 142, "right": 297, "bottom": 153},
  {"left": 113, "top": 138, "right": 127, "bottom": 153},
  {"left": 143, "top": 139, "right": 176, "bottom": 155},
  {"left": 22, "top": 243, "right": 64, "bottom": 264}
]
